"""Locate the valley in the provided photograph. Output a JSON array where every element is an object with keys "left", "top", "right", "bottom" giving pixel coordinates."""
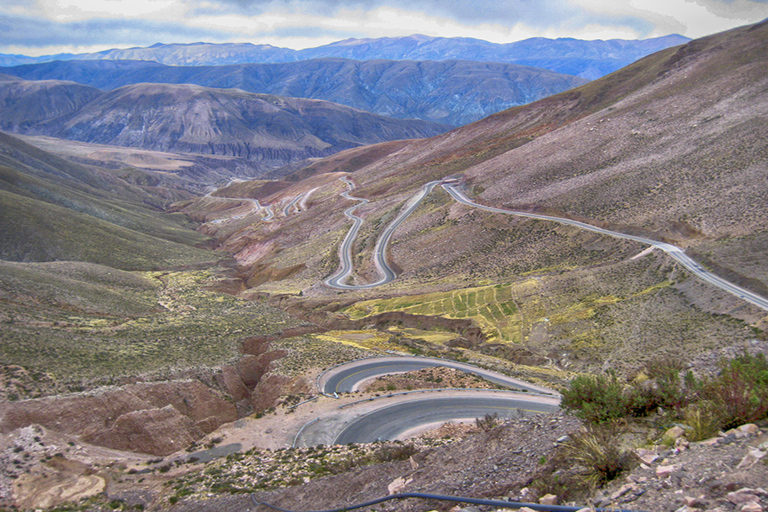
[{"left": 1, "top": 19, "right": 768, "bottom": 512}]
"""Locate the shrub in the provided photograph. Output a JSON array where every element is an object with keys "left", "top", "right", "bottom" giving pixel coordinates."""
[
  {"left": 682, "top": 401, "right": 721, "bottom": 442},
  {"left": 373, "top": 443, "right": 418, "bottom": 462},
  {"left": 475, "top": 412, "right": 500, "bottom": 432},
  {"left": 625, "top": 359, "right": 694, "bottom": 417},
  {"left": 561, "top": 372, "right": 630, "bottom": 424},
  {"left": 704, "top": 352, "right": 768, "bottom": 430},
  {"left": 564, "top": 424, "right": 636, "bottom": 487}
]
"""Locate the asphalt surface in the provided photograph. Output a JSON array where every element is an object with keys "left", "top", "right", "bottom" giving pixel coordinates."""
[
  {"left": 292, "top": 390, "right": 560, "bottom": 446},
  {"left": 318, "top": 356, "right": 558, "bottom": 395},
  {"left": 282, "top": 192, "right": 306, "bottom": 217},
  {"left": 443, "top": 184, "right": 768, "bottom": 311},
  {"left": 324, "top": 178, "right": 439, "bottom": 289},
  {"left": 334, "top": 394, "right": 558, "bottom": 444}
]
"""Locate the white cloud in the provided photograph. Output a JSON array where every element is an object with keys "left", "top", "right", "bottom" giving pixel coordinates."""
[
  {"left": 571, "top": 0, "right": 768, "bottom": 37},
  {"left": 34, "top": 0, "right": 188, "bottom": 22},
  {"left": 1, "top": 0, "right": 766, "bottom": 56}
]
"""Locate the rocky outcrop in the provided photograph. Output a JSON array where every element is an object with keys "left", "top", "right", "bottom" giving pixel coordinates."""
[
  {"left": 0, "top": 335, "right": 301, "bottom": 456},
  {"left": 0, "top": 379, "right": 238, "bottom": 456},
  {"left": 86, "top": 405, "right": 203, "bottom": 456}
]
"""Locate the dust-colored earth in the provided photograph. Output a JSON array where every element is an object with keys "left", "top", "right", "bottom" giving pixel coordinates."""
[{"left": 362, "top": 366, "right": 503, "bottom": 392}]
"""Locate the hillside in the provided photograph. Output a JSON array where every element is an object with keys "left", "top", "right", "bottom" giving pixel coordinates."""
[
  {"left": 0, "top": 131, "right": 216, "bottom": 269},
  {"left": 2, "top": 59, "right": 588, "bottom": 126},
  {"left": 0, "top": 34, "right": 689, "bottom": 79},
  {"left": 189, "top": 20, "right": 768, "bottom": 373},
  {"left": 0, "top": 74, "right": 101, "bottom": 131},
  {"left": 1, "top": 21, "right": 767, "bottom": 512},
  {"left": 0, "top": 80, "right": 448, "bottom": 171}
]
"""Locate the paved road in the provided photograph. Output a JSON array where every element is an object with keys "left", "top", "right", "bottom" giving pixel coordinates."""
[
  {"left": 261, "top": 204, "right": 275, "bottom": 222},
  {"left": 318, "top": 356, "right": 557, "bottom": 395},
  {"left": 293, "top": 391, "right": 560, "bottom": 446},
  {"left": 443, "top": 184, "right": 768, "bottom": 311},
  {"left": 324, "top": 178, "right": 440, "bottom": 289},
  {"left": 324, "top": 177, "right": 371, "bottom": 288},
  {"left": 323, "top": 179, "right": 768, "bottom": 311},
  {"left": 282, "top": 192, "right": 307, "bottom": 217},
  {"left": 334, "top": 394, "right": 558, "bottom": 444}
]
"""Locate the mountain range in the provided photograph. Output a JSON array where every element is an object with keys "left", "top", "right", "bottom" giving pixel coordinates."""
[
  {"left": 0, "top": 33, "right": 689, "bottom": 79},
  {"left": 0, "top": 76, "right": 448, "bottom": 173},
  {"left": 2, "top": 58, "right": 588, "bottom": 126}
]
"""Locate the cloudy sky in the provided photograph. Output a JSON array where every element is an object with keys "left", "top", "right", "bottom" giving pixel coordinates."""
[{"left": 1, "top": 0, "right": 767, "bottom": 56}]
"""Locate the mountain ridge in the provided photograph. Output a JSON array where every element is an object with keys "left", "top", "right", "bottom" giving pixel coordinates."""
[
  {"left": 0, "top": 79, "right": 449, "bottom": 173},
  {"left": 0, "top": 33, "right": 690, "bottom": 79},
  {"left": 2, "top": 58, "right": 588, "bottom": 126}
]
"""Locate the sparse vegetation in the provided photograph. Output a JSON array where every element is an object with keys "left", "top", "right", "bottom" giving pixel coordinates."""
[
  {"left": 562, "top": 353, "right": 768, "bottom": 434},
  {"left": 701, "top": 352, "right": 768, "bottom": 430},
  {"left": 563, "top": 423, "right": 637, "bottom": 487},
  {"left": 0, "top": 268, "right": 300, "bottom": 397},
  {"left": 166, "top": 440, "right": 439, "bottom": 500}
]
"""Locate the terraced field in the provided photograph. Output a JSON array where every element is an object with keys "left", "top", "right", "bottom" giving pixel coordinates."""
[{"left": 344, "top": 282, "right": 531, "bottom": 343}]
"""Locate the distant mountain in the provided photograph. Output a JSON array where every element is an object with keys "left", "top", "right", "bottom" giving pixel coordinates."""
[
  {"left": 0, "top": 79, "right": 448, "bottom": 170},
  {"left": 2, "top": 59, "right": 587, "bottom": 126},
  {"left": 0, "top": 34, "right": 690, "bottom": 80},
  {"left": 296, "top": 34, "right": 691, "bottom": 79}
]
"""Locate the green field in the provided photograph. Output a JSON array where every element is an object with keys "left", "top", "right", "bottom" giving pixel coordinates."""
[{"left": 344, "top": 282, "right": 532, "bottom": 343}]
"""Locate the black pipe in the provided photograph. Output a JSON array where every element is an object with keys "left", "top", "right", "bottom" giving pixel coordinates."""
[{"left": 251, "top": 491, "right": 647, "bottom": 512}]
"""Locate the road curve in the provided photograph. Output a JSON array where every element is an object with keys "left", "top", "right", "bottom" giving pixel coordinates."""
[
  {"left": 292, "top": 390, "right": 560, "bottom": 446},
  {"left": 318, "top": 356, "right": 558, "bottom": 395},
  {"left": 334, "top": 394, "right": 559, "bottom": 444},
  {"left": 324, "top": 178, "right": 440, "bottom": 289},
  {"left": 323, "top": 179, "right": 768, "bottom": 311},
  {"left": 442, "top": 184, "right": 768, "bottom": 311}
]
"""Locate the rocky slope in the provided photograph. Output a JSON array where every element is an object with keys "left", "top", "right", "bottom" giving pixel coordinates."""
[{"left": 2, "top": 59, "right": 588, "bottom": 126}]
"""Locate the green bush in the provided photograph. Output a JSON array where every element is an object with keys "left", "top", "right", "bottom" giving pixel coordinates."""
[
  {"left": 623, "top": 359, "right": 696, "bottom": 417},
  {"left": 704, "top": 352, "right": 768, "bottom": 430},
  {"left": 564, "top": 424, "right": 636, "bottom": 486},
  {"left": 561, "top": 372, "right": 631, "bottom": 424},
  {"left": 682, "top": 401, "right": 721, "bottom": 441}
]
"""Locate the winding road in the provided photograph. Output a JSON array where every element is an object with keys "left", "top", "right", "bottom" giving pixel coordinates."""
[
  {"left": 333, "top": 394, "right": 558, "bottom": 444},
  {"left": 293, "top": 388, "right": 560, "bottom": 447},
  {"left": 288, "top": 357, "right": 561, "bottom": 446},
  {"left": 321, "top": 176, "right": 768, "bottom": 311},
  {"left": 318, "top": 356, "right": 557, "bottom": 395},
  {"left": 442, "top": 184, "right": 768, "bottom": 311},
  {"left": 324, "top": 178, "right": 440, "bottom": 289}
]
